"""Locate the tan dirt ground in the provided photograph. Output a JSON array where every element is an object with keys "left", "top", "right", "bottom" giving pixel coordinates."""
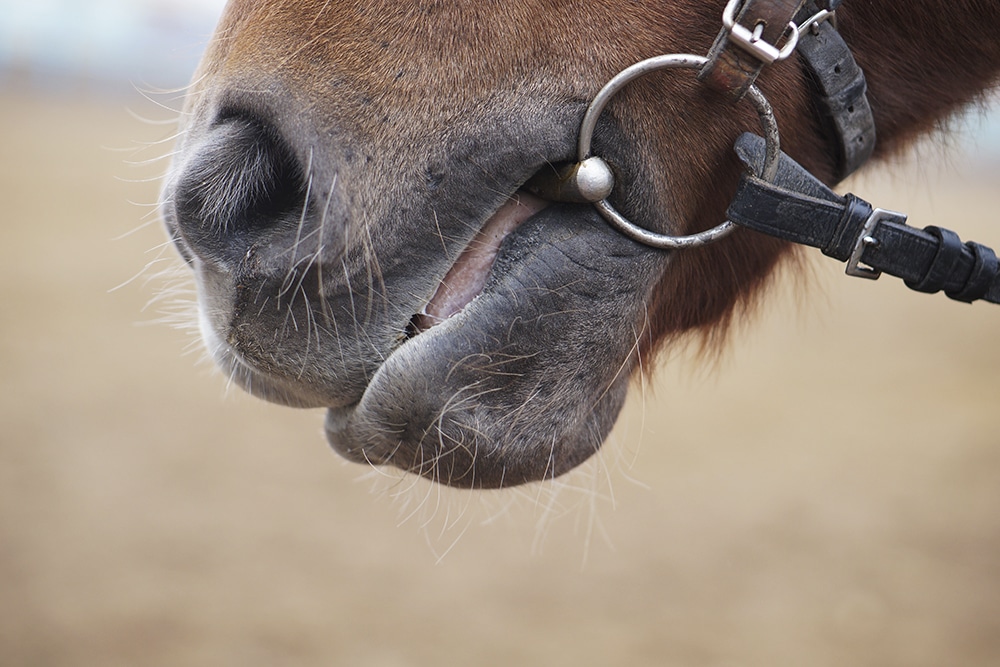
[{"left": 1, "top": 90, "right": 998, "bottom": 667}]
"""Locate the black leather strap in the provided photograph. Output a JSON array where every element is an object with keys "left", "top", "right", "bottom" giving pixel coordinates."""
[
  {"left": 700, "top": 1, "right": 876, "bottom": 180},
  {"left": 727, "top": 133, "right": 1000, "bottom": 304},
  {"left": 794, "top": 2, "right": 876, "bottom": 181}
]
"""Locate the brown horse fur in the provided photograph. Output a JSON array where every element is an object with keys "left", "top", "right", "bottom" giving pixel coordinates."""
[{"left": 162, "top": 0, "right": 1000, "bottom": 488}]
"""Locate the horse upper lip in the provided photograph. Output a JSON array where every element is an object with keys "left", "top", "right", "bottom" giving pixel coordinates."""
[{"left": 410, "top": 189, "right": 551, "bottom": 333}]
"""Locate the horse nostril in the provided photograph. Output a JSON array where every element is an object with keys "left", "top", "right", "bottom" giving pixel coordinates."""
[{"left": 171, "top": 115, "right": 306, "bottom": 267}]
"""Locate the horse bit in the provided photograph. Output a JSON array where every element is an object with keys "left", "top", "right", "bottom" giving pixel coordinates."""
[{"left": 528, "top": 0, "right": 1000, "bottom": 306}]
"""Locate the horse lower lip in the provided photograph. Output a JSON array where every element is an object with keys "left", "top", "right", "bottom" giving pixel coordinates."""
[
  {"left": 325, "top": 204, "right": 658, "bottom": 488},
  {"left": 411, "top": 190, "right": 550, "bottom": 332}
]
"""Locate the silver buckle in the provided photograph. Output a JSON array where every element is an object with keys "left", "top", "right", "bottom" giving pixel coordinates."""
[
  {"left": 722, "top": 0, "right": 800, "bottom": 65},
  {"left": 845, "top": 208, "right": 907, "bottom": 279},
  {"left": 796, "top": 8, "right": 837, "bottom": 38}
]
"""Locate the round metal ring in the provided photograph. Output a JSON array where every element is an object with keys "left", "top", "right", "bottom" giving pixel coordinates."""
[{"left": 579, "top": 53, "right": 781, "bottom": 250}]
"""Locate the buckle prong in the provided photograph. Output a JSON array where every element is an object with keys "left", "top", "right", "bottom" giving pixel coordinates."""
[
  {"left": 722, "top": 0, "right": 799, "bottom": 65},
  {"left": 796, "top": 8, "right": 837, "bottom": 38},
  {"left": 846, "top": 208, "right": 906, "bottom": 279}
]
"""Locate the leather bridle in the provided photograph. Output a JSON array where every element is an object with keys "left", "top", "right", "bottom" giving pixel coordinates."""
[{"left": 529, "top": 0, "right": 1000, "bottom": 306}]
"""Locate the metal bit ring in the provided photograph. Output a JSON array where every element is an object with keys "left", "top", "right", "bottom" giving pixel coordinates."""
[{"left": 579, "top": 53, "right": 781, "bottom": 249}]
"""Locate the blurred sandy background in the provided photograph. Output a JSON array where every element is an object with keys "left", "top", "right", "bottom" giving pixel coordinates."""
[{"left": 2, "top": 5, "right": 1000, "bottom": 666}]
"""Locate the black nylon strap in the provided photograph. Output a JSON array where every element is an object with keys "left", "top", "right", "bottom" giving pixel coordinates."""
[{"left": 727, "top": 133, "right": 1000, "bottom": 305}]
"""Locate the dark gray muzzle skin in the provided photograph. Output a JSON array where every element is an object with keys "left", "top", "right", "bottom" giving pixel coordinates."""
[
  {"left": 162, "top": 79, "right": 667, "bottom": 488},
  {"left": 325, "top": 205, "right": 662, "bottom": 488}
]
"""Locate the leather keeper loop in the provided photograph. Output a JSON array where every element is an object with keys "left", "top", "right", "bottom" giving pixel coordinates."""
[
  {"left": 947, "top": 241, "right": 999, "bottom": 303},
  {"left": 822, "top": 193, "right": 872, "bottom": 260},
  {"left": 905, "top": 226, "right": 964, "bottom": 294}
]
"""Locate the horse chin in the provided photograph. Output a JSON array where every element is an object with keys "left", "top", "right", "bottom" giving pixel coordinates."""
[
  {"left": 197, "top": 305, "right": 332, "bottom": 410},
  {"left": 323, "top": 203, "right": 663, "bottom": 489}
]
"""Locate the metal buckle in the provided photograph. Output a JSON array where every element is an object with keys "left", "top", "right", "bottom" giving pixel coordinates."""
[
  {"left": 796, "top": 8, "right": 837, "bottom": 38},
  {"left": 722, "top": 0, "right": 800, "bottom": 65},
  {"left": 845, "top": 208, "right": 906, "bottom": 279}
]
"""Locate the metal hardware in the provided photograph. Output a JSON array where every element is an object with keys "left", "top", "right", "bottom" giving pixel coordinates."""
[
  {"left": 797, "top": 8, "right": 837, "bottom": 37},
  {"left": 525, "top": 157, "right": 614, "bottom": 204},
  {"left": 722, "top": 0, "right": 800, "bottom": 65},
  {"left": 574, "top": 53, "right": 781, "bottom": 250},
  {"left": 845, "top": 208, "right": 906, "bottom": 279}
]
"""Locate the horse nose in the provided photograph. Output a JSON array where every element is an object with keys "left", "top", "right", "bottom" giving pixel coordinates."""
[{"left": 169, "top": 115, "right": 307, "bottom": 269}]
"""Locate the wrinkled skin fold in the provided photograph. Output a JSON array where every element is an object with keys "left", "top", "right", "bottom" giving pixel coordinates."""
[{"left": 325, "top": 206, "right": 661, "bottom": 486}]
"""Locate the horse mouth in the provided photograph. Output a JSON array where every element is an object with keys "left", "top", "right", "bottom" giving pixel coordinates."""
[
  {"left": 409, "top": 190, "right": 550, "bottom": 334},
  {"left": 165, "top": 103, "right": 660, "bottom": 489},
  {"left": 191, "top": 184, "right": 555, "bottom": 410}
]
